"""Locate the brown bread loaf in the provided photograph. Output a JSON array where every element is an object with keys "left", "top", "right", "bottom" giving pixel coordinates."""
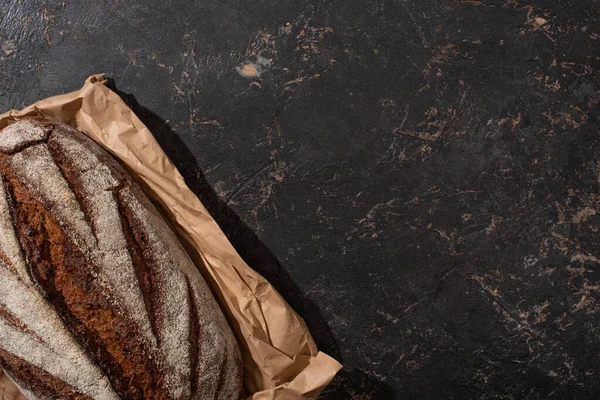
[{"left": 0, "top": 118, "right": 242, "bottom": 399}]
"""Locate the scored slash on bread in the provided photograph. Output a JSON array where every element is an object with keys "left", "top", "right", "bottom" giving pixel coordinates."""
[{"left": 0, "top": 118, "right": 242, "bottom": 399}]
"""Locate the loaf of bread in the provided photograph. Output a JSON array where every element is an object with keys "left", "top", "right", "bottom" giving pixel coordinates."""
[{"left": 0, "top": 118, "right": 242, "bottom": 399}]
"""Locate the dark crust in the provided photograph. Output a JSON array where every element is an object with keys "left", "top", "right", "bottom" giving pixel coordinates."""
[
  {"left": 185, "top": 276, "right": 202, "bottom": 396},
  {"left": 0, "top": 168, "right": 37, "bottom": 284},
  {"left": 0, "top": 137, "right": 48, "bottom": 155},
  {"left": 0, "top": 305, "right": 43, "bottom": 343},
  {"left": 46, "top": 135, "right": 98, "bottom": 238},
  {"left": 0, "top": 349, "right": 94, "bottom": 400},
  {"left": 214, "top": 347, "right": 229, "bottom": 400},
  {"left": 0, "top": 145, "right": 168, "bottom": 399},
  {"left": 115, "top": 185, "right": 163, "bottom": 348},
  {"left": 0, "top": 248, "right": 16, "bottom": 273}
]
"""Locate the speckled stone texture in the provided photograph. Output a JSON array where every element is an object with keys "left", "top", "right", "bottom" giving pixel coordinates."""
[{"left": 0, "top": 1, "right": 599, "bottom": 398}]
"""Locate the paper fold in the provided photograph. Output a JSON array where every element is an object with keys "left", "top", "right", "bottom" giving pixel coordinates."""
[{"left": 0, "top": 74, "right": 341, "bottom": 399}]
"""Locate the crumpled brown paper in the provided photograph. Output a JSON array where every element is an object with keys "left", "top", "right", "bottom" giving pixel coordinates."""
[{"left": 0, "top": 74, "right": 341, "bottom": 399}]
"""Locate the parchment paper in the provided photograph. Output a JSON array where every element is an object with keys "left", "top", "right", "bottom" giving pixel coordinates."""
[{"left": 0, "top": 74, "right": 342, "bottom": 400}]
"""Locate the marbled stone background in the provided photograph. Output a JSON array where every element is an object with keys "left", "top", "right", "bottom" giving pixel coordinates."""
[{"left": 1, "top": 0, "right": 599, "bottom": 398}]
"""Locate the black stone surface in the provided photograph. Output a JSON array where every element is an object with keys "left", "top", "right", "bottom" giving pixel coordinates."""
[{"left": 1, "top": 1, "right": 600, "bottom": 398}]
